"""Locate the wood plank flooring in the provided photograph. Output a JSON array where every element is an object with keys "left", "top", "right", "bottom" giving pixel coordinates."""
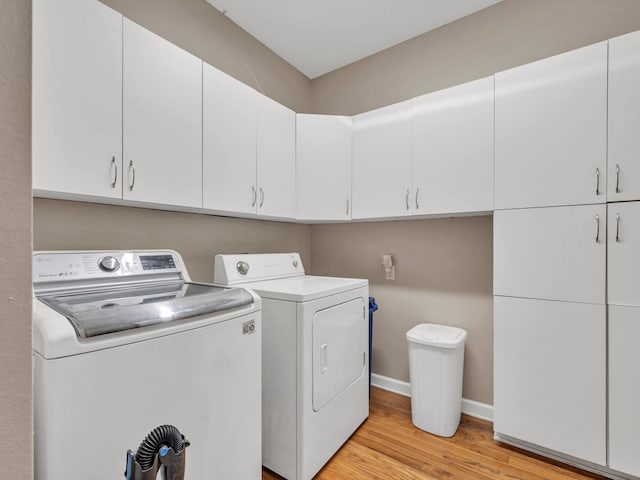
[{"left": 262, "top": 387, "right": 608, "bottom": 480}]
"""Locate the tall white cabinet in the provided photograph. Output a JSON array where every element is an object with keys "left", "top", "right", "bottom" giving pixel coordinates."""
[
  {"left": 296, "top": 114, "right": 352, "bottom": 221},
  {"left": 493, "top": 42, "right": 609, "bottom": 469},
  {"left": 122, "top": 19, "right": 202, "bottom": 208},
  {"left": 33, "top": 0, "right": 123, "bottom": 199}
]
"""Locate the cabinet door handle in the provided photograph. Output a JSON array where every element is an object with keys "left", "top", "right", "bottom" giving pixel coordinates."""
[
  {"left": 259, "top": 187, "right": 264, "bottom": 208},
  {"left": 616, "top": 213, "right": 621, "bottom": 243},
  {"left": 251, "top": 186, "right": 257, "bottom": 207},
  {"left": 320, "top": 344, "right": 328, "bottom": 373},
  {"left": 616, "top": 164, "right": 621, "bottom": 194},
  {"left": 110, "top": 156, "right": 118, "bottom": 189},
  {"left": 405, "top": 190, "right": 410, "bottom": 210},
  {"left": 595, "top": 213, "right": 600, "bottom": 243},
  {"left": 346, "top": 197, "right": 350, "bottom": 216},
  {"left": 128, "top": 160, "right": 136, "bottom": 191},
  {"left": 415, "top": 188, "right": 420, "bottom": 210},
  {"left": 595, "top": 167, "right": 600, "bottom": 196}
]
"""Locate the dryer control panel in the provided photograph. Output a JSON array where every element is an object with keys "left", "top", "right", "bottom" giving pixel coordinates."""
[{"left": 214, "top": 253, "right": 304, "bottom": 285}]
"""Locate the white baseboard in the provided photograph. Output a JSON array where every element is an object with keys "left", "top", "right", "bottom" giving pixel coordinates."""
[{"left": 370, "top": 373, "right": 494, "bottom": 422}]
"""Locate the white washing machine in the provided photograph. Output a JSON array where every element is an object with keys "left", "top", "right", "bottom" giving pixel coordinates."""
[
  {"left": 33, "top": 250, "right": 262, "bottom": 480},
  {"left": 214, "top": 253, "right": 369, "bottom": 480}
]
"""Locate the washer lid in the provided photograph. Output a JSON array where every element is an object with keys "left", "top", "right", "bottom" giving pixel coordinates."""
[
  {"left": 240, "top": 275, "right": 368, "bottom": 302},
  {"left": 37, "top": 282, "right": 253, "bottom": 338},
  {"left": 406, "top": 323, "right": 467, "bottom": 348}
]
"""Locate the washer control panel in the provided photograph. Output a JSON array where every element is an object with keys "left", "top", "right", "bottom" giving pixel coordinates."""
[{"left": 33, "top": 251, "right": 181, "bottom": 284}]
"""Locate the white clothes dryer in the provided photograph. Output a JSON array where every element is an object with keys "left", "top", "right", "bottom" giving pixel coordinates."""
[
  {"left": 214, "top": 253, "right": 369, "bottom": 480},
  {"left": 33, "top": 250, "right": 262, "bottom": 480}
]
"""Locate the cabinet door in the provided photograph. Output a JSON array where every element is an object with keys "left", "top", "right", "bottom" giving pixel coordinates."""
[
  {"left": 33, "top": 0, "right": 122, "bottom": 199},
  {"left": 296, "top": 114, "right": 352, "bottom": 221},
  {"left": 257, "top": 94, "right": 296, "bottom": 218},
  {"left": 495, "top": 42, "right": 607, "bottom": 209},
  {"left": 608, "top": 202, "right": 640, "bottom": 307},
  {"left": 123, "top": 19, "right": 202, "bottom": 208},
  {"left": 494, "top": 205, "right": 606, "bottom": 304},
  {"left": 609, "top": 305, "right": 640, "bottom": 477},
  {"left": 494, "top": 296, "right": 606, "bottom": 465},
  {"left": 203, "top": 64, "right": 257, "bottom": 215},
  {"left": 609, "top": 30, "right": 640, "bottom": 202},
  {"left": 413, "top": 77, "right": 494, "bottom": 215},
  {"left": 352, "top": 101, "right": 412, "bottom": 219}
]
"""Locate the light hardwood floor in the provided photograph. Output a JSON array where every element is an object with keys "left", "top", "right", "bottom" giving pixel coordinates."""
[{"left": 262, "top": 387, "right": 608, "bottom": 480}]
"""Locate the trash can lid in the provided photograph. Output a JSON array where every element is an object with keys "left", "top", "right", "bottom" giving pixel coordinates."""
[{"left": 406, "top": 323, "right": 467, "bottom": 348}]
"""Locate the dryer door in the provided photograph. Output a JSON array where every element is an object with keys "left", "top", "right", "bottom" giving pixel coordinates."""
[{"left": 312, "top": 297, "right": 366, "bottom": 411}]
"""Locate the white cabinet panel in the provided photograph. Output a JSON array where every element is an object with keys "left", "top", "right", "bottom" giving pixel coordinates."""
[
  {"left": 412, "top": 76, "right": 494, "bottom": 215},
  {"left": 494, "top": 296, "right": 606, "bottom": 466},
  {"left": 257, "top": 94, "right": 296, "bottom": 218},
  {"left": 609, "top": 305, "right": 640, "bottom": 477},
  {"left": 494, "top": 205, "right": 606, "bottom": 304},
  {"left": 608, "top": 202, "right": 640, "bottom": 307},
  {"left": 495, "top": 42, "right": 607, "bottom": 209},
  {"left": 352, "top": 101, "right": 413, "bottom": 219},
  {"left": 203, "top": 64, "right": 258, "bottom": 214},
  {"left": 33, "top": 0, "right": 122, "bottom": 199},
  {"left": 123, "top": 19, "right": 202, "bottom": 208},
  {"left": 296, "top": 114, "right": 352, "bottom": 221},
  {"left": 609, "top": 30, "right": 640, "bottom": 202}
]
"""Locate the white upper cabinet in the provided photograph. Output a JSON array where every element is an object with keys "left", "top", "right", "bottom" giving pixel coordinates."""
[
  {"left": 494, "top": 42, "right": 608, "bottom": 209},
  {"left": 33, "top": 0, "right": 123, "bottom": 199},
  {"left": 494, "top": 205, "right": 606, "bottom": 305},
  {"left": 608, "top": 202, "right": 640, "bottom": 307},
  {"left": 296, "top": 114, "right": 352, "bottom": 221},
  {"left": 203, "top": 64, "right": 258, "bottom": 215},
  {"left": 352, "top": 101, "right": 413, "bottom": 219},
  {"left": 122, "top": 19, "right": 202, "bottom": 208},
  {"left": 412, "top": 76, "right": 494, "bottom": 215},
  {"left": 609, "top": 30, "right": 640, "bottom": 202},
  {"left": 257, "top": 94, "right": 296, "bottom": 219}
]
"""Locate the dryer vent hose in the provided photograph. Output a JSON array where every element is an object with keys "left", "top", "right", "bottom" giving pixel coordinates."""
[{"left": 135, "top": 425, "right": 186, "bottom": 471}]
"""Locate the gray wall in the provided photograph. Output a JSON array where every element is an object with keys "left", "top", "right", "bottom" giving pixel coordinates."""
[
  {"left": 311, "top": 217, "right": 493, "bottom": 404},
  {"left": 0, "top": 0, "right": 33, "bottom": 478},
  {"left": 100, "top": 0, "right": 311, "bottom": 112},
  {"left": 309, "top": 0, "right": 640, "bottom": 405},
  {"left": 34, "top": 199, "right": 311, "bottom": 283},
  {"left": 311, "top": 0, "right": 640, "bottom": 115}
]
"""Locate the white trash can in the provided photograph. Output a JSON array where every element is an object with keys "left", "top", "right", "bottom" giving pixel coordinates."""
[{"left": 406, "top": 323, "right": 467, "bottom": 437}]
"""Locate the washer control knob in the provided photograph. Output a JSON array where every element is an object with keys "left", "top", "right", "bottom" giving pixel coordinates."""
[
  {"left": 293, "top": 259, "right": 299, "bottom": 268},
  {"left": 236, "top": 261, "right": 249, "bottom": 276},
  {"left": 98, "top": 256, "right": 120, "bottom": 272}
]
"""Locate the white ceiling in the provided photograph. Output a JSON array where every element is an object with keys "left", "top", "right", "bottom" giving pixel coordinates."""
[{"left": 206, "top": 0, "right": 503, "bottom": 79}]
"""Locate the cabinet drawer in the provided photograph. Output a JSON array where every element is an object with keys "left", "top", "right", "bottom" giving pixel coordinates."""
[{"left": 494, "top": 205, "right": 606, "bottom": 304}]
